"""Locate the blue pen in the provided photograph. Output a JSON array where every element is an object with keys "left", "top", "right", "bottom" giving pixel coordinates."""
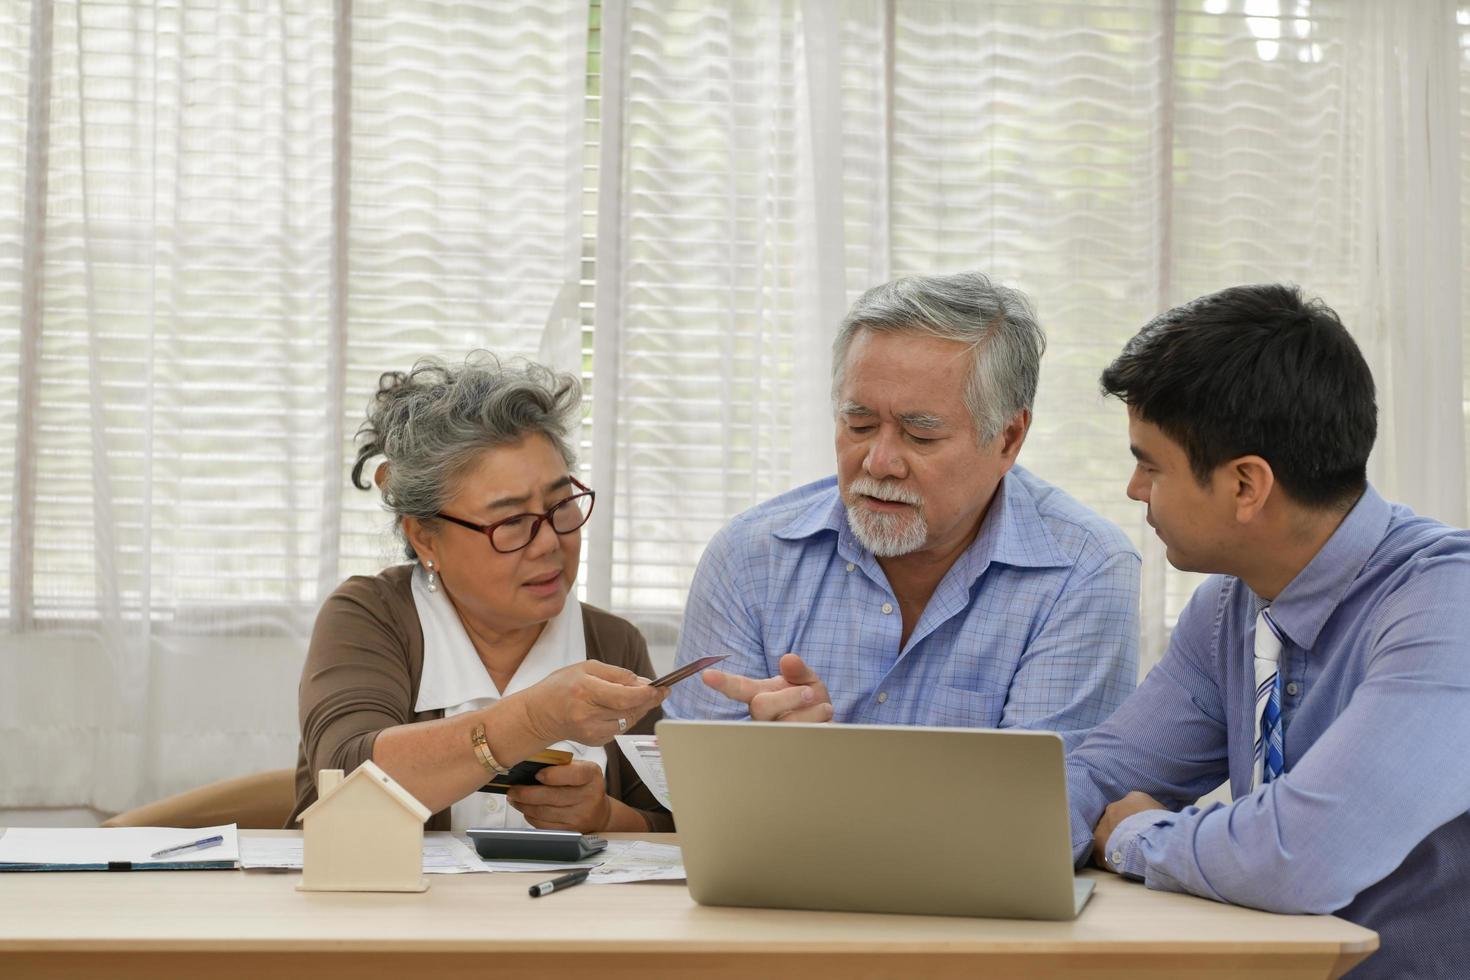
[{"left": 149, "top": 834, "right": 224, "bottom": 859}]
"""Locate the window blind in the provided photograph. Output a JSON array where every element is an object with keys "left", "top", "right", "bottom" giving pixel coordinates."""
[
  {"left": 888, "top": 0, "right": 1164, "bottom": 544},
  {"left": 7, "top": 0, "right": 589, "bottom": 629},
  {"left": 1165, "top": 0, "right": 1350, "bottom": 621},
  {"left": 338, "top": 0, "right": 590, "bottom": 583},
  {"left": 4, "top": 0, "right": 1467, "bottom": 644},
  {"left": 19, "top": 1, "right": 338, "bottom": 629},
  {"left": 597, "top": 1, "right": 797, "bottom": 630},
  {"left": 0, "top": 0, "right": 34, "bottom": 622}
]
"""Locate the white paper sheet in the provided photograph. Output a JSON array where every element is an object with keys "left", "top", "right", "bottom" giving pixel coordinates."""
[
  {"left": 0, "top": 824, "right": 240, "bottom": 869},
  {"left": 233, "top": 833, "right": 683, "bottom": 883},
  {"left": 468, "top": 855, "right": 601, "bottom": 873},
  {"left": 586, "top": 840, "right": 685, "bottom": 884},
  {"left": 238, "top": 831, "right": 484, "bottom": 874},
  {"left": 614, "top": 733, "right": 671, "bottom": 810},
  {"left": 464, "top": 839, "right": 684, "bottom": 882}
]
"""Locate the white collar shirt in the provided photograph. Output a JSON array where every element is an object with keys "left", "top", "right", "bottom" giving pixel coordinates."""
[{"left": 410, "top": 564, "right": 606, "bottom": 832}]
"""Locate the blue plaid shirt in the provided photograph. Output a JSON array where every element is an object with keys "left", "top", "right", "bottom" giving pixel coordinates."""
[
  {"left": 666, "top": 467, "right": 1140, "bottom": 748},
  {"left": 1069, "top": 486, "right": 1470, "bottom": 979}
]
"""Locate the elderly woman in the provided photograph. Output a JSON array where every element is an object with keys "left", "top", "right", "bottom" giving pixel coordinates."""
[{"left": 290, "top": 354, "right": 669, "bottom": 833}]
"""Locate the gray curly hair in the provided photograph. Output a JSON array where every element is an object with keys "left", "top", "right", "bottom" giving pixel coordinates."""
[{"left": 351, "top": 352, "right": 582, "bottom": 560}]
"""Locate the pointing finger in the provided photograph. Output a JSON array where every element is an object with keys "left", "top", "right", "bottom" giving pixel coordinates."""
[
  {"left": 701, "top": 668, "right": 766, "bottom": 705},
  {"left": 778, "top": 652, "right": 822, "bottom": 686}
]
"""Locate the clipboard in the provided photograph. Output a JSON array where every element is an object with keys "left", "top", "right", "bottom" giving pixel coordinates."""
[{"left": 0, "top": 824, "right": 240, "bottom": 871}]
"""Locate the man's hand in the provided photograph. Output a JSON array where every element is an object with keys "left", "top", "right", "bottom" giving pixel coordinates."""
[
  {"left": 506, "top": 760, "right": 612, "bottom": 833},
  {"left": 700, "top": 653, "right": 834, "bottom": 722},
  {"left": 1092, "top": 790, "right": 1166, "bottom": 871}
]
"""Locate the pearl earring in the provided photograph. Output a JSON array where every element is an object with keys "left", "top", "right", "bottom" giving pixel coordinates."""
[{"left": 425, "top": 560, "right": 438, "bottom": 593}]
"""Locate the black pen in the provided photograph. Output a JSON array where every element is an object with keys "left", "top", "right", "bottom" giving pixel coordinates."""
[{"left": 529, "top": 868, "right": 590, "bottom": 898}]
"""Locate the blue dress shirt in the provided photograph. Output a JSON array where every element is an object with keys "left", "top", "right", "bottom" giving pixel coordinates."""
[
  {"left": 667, "top": 466, "right": 1140, "bottom": 747},
  {"left": 1067, "top": 486, "right": 1470, "bottom": 979}
]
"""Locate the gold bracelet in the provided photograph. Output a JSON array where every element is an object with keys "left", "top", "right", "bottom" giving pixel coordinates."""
[{"left": 470, "top": 722, "right": 510, "bottom": 776}]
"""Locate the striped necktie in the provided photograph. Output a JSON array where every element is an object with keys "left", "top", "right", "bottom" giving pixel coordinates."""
[{"left": 1252, "top": 607, "right": 1285, "bottom": 789}]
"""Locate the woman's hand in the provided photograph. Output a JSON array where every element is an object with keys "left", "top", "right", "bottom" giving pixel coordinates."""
[
  {"left": 522, "top": 660, "right": 666, "bottom": 746},
  {"left": 506, "top": 760, "right": 613, "bottom": 832}
]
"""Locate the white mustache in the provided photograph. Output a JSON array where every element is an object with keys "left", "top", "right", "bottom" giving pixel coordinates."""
[{"left": 848, "top": 476, "right": 922, "bottom": 508}]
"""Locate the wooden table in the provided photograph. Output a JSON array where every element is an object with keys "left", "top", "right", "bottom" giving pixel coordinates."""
[{"left": 0, "top": 831, "right": 1377, "bottom": 979}]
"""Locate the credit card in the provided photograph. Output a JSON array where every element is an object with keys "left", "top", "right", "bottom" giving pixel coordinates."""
[
  {"left": 651, "top": 654, "right": 729, "bottom": 688},
  {"left": 481, "top": 748, "right": 573, "bottom": 794}
]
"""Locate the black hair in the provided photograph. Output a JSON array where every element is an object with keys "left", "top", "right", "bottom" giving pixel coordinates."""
[{"left": 1099, "top": 284, "right": 1376, "bottom": 509}]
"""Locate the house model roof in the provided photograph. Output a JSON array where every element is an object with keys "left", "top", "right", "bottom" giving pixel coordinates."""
[{"left": 298, "top": 760, "right": 431, "bottom": 823}]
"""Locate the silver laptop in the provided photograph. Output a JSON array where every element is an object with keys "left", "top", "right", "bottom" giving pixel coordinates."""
[{"left": 657, "top": 720, "right": 1094, "bottom": 920}]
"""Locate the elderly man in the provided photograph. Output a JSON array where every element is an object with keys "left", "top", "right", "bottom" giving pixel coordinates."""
[{"left": 665, "top": 272, "right": 1139, "bottom": 748}]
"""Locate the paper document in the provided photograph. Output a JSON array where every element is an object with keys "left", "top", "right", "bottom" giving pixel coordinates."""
[
  {"left": 468, "top": 854, "right": 601, "bottom": 873},
  {"left": 464, "top": 839, "right": 683, "bottom": 881},
  {"left": 615, "top": 734, "right": 672, "bottom": 810},
  {"left": 239, "top": 832, "right": 484, "bottom": 875},
  {"left": 0, "top": 824, "right": 240, "bottom": 871},
  {"left": 587, "top": 840, "right": 685, "bottom": 884}
]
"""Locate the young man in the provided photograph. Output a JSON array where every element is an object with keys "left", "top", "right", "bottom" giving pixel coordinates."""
[
  {"left": 666, "top": 272, "right": 1139, "bottom": 748},
  {"left": 1069, "top": 284, "right": 1470, "bottom": 978}
]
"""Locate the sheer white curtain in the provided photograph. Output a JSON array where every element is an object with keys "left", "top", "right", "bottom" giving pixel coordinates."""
[
  {"left": 3, "top": 0, "right": 1467, "bottom": 816},
  {"left": 1, "top": 0, "right": 589, "bottom": 813},
  {"left": 583, "top": 0, "right": 888, "bottom": 656},
  {"left": 591, "top": 0, "right": 1468, "bottom": 670},
  {"left": 1345, "top": 0, "right": 1465, "bottom": 526},
  {"left": 3, "top": 0, "right": 341, "bottom": 813}
]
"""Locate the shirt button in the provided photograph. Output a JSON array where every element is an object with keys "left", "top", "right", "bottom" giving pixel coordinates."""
[
  {"left": 1111, "top": 850, "right": 1123, "bottom": 866},
  {"left": 877, "top": 691, "right": 888, "bottom": 704},
  {"left": 881, "top": 602, "right": 893, "bottom": 614},
  {"left": 845, "top": 562, "right": 855, "bottom": 572},
  {"left": 485, "top": 796, "right": 502, "bottom": 813},
  {"left": 1286, "top": 682, "right": 1300, "bottom": 696}
]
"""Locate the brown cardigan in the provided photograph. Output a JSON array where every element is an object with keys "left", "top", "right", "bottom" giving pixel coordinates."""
[{"left": 290, "top": 563, "right": 671, "bottom": 831}]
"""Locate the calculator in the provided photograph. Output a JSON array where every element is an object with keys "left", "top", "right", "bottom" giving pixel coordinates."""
[{"left": 466, "top": 828, "right": 608, "bottom": 862}]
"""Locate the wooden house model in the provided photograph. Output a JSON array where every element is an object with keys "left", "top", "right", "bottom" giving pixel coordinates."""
[{"left": 297, "top": 761, "right": 431, "bottom": 893}]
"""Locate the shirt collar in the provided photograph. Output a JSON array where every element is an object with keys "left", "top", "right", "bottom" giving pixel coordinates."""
[
  {"left": 773, "top": 469, "right": 1071, "bottom": 584},
  {"left": 1256, "top": 484, "right": 1392, "bottom": 651},
  {"left": 412, "top": 564, "right": 586, "bottom": 713}
]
